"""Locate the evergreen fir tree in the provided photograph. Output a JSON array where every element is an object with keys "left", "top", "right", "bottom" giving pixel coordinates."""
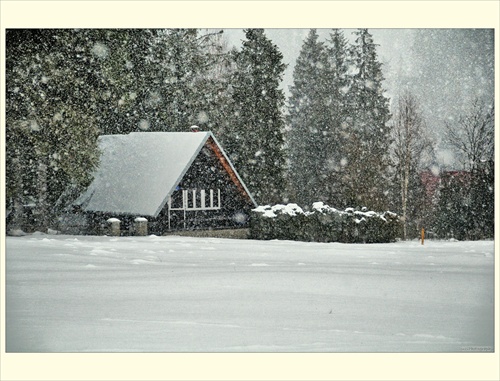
[
  {"left": 343, "top": 29, "right": 392, "bottom": 210},
  {"left": 469, "top": 158, "right": 494, "bottom": 239},
  {"left": 6, "top": 29, "right": 100, "bottom": 231},
  {"left": 287, "top": 29, "right": 331, "bottom": 205},
  {"left": 77, "top": 29, "right": 231, "bottom": 134},
  {"left": 228, "top": 29, "right": 287, "bottom": 205},
  {"left": 322, "top": 29, "right": 351, "bottom": 207},
  {"left": 434, "top": 172, "right": 471, "bottom": 240},
  {"left": 150, "top": 29, "right": 208, "bottom": 131}
]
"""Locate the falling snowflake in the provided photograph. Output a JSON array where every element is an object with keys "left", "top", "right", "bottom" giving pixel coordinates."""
[
  {"left": 197, "top": 111, "right": 209, "bottom": 124},
  {"left": 138, "top": 120, "right": 150, "bottom": 131},
  {"left": 430, "top": 165, "right": 440, "bottom": 176},
  {"left": 29, "top": 120, "right": 40, "bottom": 132},
  {"left": 91, "top": 42, "right": 109, "bottom": 59}
]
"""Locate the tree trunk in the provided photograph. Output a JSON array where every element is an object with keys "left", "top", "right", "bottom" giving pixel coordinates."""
[
  {"left": 402, "top": 164, "right": 409, "bottom": 240},
  {"left": 35, "top": 160, "right": 50, "bottom": 231},
  {"left": 8, "top": 157, "right": 25, "bottom": 231}
]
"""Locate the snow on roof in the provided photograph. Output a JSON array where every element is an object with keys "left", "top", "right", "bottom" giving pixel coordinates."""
[{"left": 75, "top": 131, "right": 214, "bottom": 217}]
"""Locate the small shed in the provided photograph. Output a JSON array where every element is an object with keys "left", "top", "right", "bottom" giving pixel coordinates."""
[{"left": 73, "top": 131, "right": 257, "bottom": 235}]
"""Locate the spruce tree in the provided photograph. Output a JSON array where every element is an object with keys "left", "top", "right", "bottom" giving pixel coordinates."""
[
  {"left": 343, "top": 29, "right": 392, "bottom": 210},
  {"left": 149, "top": 29, "right": 208, "bottom": 131},
  {"left": 434, "top": 172, "right": 471, "bottom": 240},
  {"left": 321, "top": 29, "right": 351, "bottom": 207},
  {"left": 470, "top": 158, "right": 494, "bottom": 239},
  {"left": 75, "top": 29, "right": 231, "bottom": 135},
  {"left": 83, "top": 29, "right": 215, "bottom": 134},
  {"left": 287, "top": 29, "right": 331, "bottom": 206},
  {"left": 6, "top": 29, "right": 100, "bottom": 231},
  {"left": 228, "top": 29, "right": 287, "bottom": 205}
]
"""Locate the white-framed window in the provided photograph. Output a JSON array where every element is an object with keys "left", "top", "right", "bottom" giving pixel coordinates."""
[{"left": 169, "top": 188, "right": 221, "bottom": 211}]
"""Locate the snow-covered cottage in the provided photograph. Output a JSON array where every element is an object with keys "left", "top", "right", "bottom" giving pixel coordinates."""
[{"left": 70, "top": 130, "right": 257, "bottom": 235}]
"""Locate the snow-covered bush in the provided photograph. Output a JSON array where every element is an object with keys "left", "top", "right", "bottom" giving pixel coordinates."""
[
  {"left": 249, "top": 204, "right": 306, "bottom": 241},
  {"left": 250, "top": 202, "right": 401, "bottom": 243}
]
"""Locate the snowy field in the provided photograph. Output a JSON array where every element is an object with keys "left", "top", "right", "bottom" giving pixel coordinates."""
[{"left": 5, "top": 234, "right": 494, "bottom": 353}]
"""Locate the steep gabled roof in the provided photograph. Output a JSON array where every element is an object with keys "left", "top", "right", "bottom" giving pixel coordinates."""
[{"left": 74, "top": 131, "right": 256, "bottom": 217}]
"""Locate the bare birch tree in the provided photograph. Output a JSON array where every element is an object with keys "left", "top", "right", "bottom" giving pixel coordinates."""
[
  {"left": 439, "top": 98, "right": 495, "bottom": 239},
  {"left": 390, "top": 91, "right": 434, "bottom": 239},
  {"left": 444, "top": 98, "right": 494, "bottom": 173}
]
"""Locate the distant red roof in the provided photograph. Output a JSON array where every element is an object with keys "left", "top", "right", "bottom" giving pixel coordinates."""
[
  {"left": 420, "top": 171, "right": 441, "bottom": 201},
  {"left": 420, "top": 170, "right": 470, "bottom": 204}
]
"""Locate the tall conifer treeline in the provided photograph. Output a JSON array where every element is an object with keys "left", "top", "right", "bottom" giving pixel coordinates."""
[{"left": 288, "top": 29, "right": 392, "bottom": 210}]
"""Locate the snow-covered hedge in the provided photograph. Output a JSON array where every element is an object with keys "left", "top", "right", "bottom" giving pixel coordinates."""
[{"left": 249, "top": 202, "right": 401, "bottom": 243}]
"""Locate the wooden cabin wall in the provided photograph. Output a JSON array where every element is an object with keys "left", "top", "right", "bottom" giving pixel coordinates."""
[{"left": 152, "top": 144, "right": 255, "bottom": 233}]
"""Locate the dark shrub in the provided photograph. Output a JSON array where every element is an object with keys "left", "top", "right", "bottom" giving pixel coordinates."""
[{"left": 250, "top": 202, "right": 401, "bottom": 243}]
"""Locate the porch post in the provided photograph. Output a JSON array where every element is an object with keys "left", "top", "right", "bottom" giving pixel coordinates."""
[
  {"left": 183, "top": 189, "right": 187, "bottom": 229},
  {"left": 168, "top": 196, "right": 171, "bottom": 230}
]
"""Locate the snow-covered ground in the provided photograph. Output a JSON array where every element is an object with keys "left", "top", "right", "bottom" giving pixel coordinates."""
[{"left": 5, "top": 234, "right": 494, "bottom": 353}]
